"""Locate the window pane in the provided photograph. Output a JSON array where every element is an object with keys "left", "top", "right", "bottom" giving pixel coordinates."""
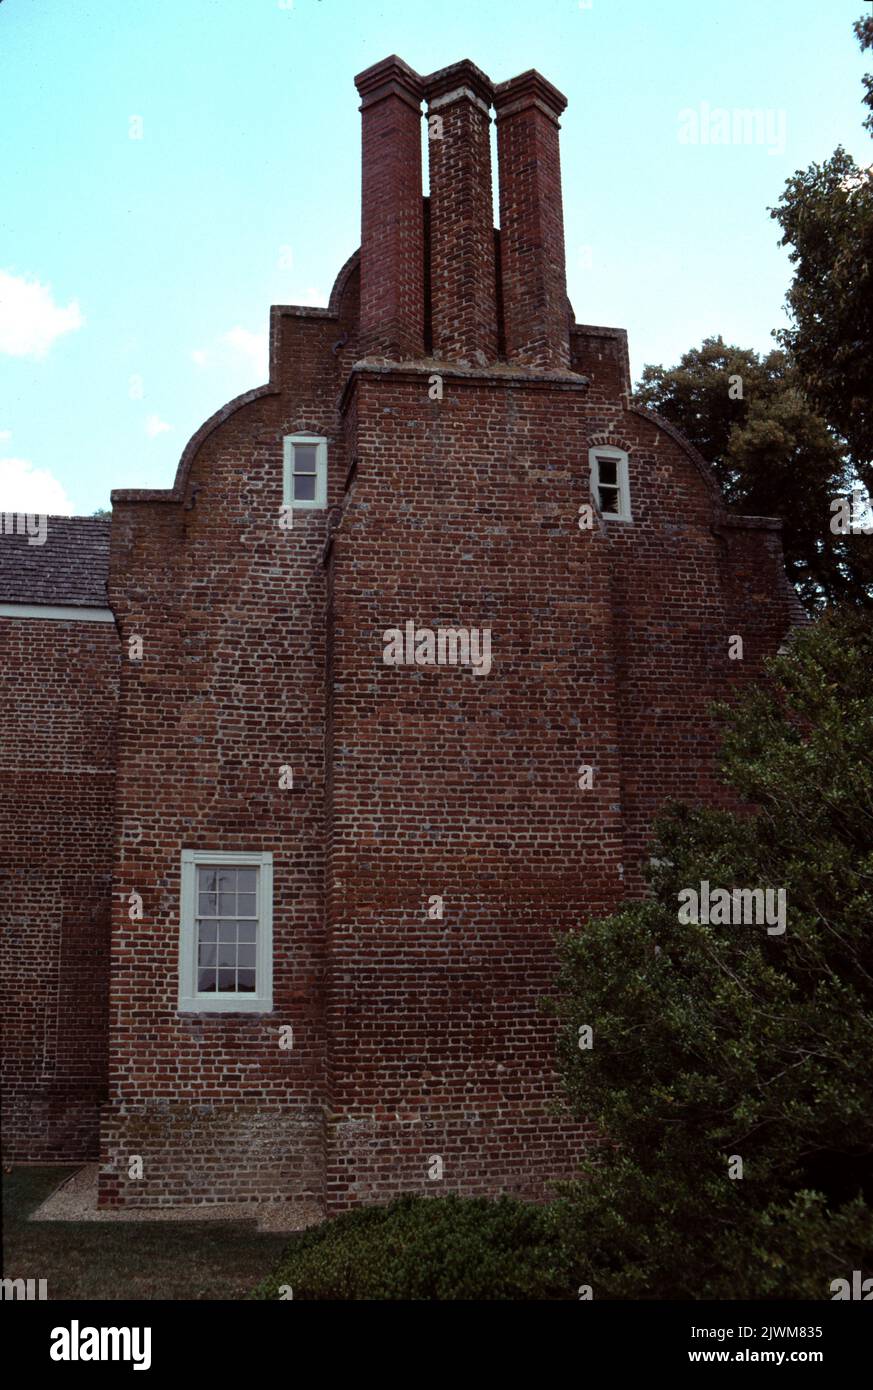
[
  {"left": 294, "top": 473, "right": 316, "bottom": 501},
  {"left": 189, "top": 860, "right": 265, "bottom": 1003},
  {"left": 596, "top": 457, "right": 618, "bottom": 485},
  {"left": 294, "top": 444, "right": 317, "bottom": 473},
  {"left": 599, "top": 486, "right": 621, "bottom": 513}
]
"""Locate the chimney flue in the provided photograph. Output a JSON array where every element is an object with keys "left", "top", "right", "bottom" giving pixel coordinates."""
[
  {"left": 493, "top": 71, "right": 570, "bottom": 370},
  {"left": 423, "top": 60, "right": 498, "bottom": 366},
  {"left": 354, "top": 56, "right": 425, "bottom": 360}
]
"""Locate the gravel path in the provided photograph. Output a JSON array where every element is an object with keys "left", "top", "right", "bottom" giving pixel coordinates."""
[{"left": 29, "top": 1165, "right": 323, "bottom": 1232}]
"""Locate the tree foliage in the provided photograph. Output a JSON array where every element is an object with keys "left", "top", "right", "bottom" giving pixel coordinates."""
[
  {"left": 770, "top": 18, "right": 873, "bottom": 477},
  {"left": 855, "top": 13, "right": 873, "bottom": 136},
  {"left": 635, "top": 338, "right": 867, "bottom": 609},
  {"left": 550, "top": 611, "right": 873, "bottom": 1298}
]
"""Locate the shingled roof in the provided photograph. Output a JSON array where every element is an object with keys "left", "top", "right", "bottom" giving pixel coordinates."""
[{"left": 0, "top": 516, "right": 112, "bottom": 607}]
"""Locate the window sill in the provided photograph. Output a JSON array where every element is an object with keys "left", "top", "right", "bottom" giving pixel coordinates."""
[{"left": 178, "top": 996, "right": 274, "bottom": 1015}]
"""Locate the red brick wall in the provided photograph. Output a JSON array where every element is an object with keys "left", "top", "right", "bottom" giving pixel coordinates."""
[
  {"left": 570, "top": 325, "right": 799, "bottom": 895},
  {"left": 2, "top": 58, "right": 801, "bottom": 1217},
  {"left": 0, "top": 617, "right": 118, "bottom": 1160},
  {"left": 325, "top": 368, "right": 618, "bottom": 1209},
  {"left": 321, "top": 359, "right": 797, "bottom": 1211},
  {"left": 98, "top": 294, "right": 361, "bottom": 1206}
]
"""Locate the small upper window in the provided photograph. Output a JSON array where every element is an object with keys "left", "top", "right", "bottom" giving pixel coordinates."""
[
  {"left": 283, "top": 434, "right": 328, "bottom": 509},
  {"left": 178, "top": 850, "right": 273, "bottom": 1013},
  {"left": 589, "top": 446, "right": 631, "bottom": 522}
]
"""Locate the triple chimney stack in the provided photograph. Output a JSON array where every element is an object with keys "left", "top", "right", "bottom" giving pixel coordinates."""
[{"left": 354, "top": 55, "right": 571, "bottom": 372}]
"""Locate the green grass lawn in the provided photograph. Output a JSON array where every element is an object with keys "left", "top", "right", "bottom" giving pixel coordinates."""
[{"left": 2, "top": 1167, "right": 291, "bottom": 1300}]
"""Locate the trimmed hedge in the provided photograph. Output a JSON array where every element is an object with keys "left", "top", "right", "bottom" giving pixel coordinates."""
[{"left": 252, "top": 1194, "right": 579, "bottom": 1301}]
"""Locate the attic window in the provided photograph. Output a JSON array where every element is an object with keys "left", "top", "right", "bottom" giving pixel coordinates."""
[
  {"left": 283, "top": 435, "right": 328, "bottom": 509},
  {"left": 589, "top": 446, "right": 632, "bottom": 522}
]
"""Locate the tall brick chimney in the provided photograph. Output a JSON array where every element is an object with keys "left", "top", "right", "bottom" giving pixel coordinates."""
[
  {"left": 354, "top": 56, "right": 425, "bottom": 359},
  {"left": 493, "top": 71, "right": 570, "bottom": 370},
  {"left": 423, "top": 60, "right": 498, "bottom": 366}
]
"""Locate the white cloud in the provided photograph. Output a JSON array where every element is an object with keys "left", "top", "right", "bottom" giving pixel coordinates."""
[
  {"left": 145, "top": 414, "right": 172, "bottom": 437},
  {"left": 0, "top": 429, "right": 11, "bottom": 442},
  {"left": 0, "top": 457, "right": 76, "bottom": 514},
  {"left": 0, "top": 271, "right": 84, "bottom": 358},
  {"left": 221, "top": 325, "right": 269, "bottom": 377},
  {"left": 191, "top": 348, "right": 209, "bottom": 367},
  {"left": 297, "top": 287, "right": 326, "bottom": 307}
]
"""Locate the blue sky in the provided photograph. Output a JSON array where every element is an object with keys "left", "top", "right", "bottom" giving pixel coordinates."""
[{"left": 1, "top": 0, "right": 870, "bottom": 515}]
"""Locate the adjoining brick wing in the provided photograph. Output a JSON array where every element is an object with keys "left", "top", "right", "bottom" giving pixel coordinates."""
[{"left": 0, "top": 516, "right": 117, "bottom": 1161}]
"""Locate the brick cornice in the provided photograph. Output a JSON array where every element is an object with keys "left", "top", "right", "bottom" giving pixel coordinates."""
[
  {"left": 338, "top": 358, "right": 589, "bottom": 414},
  {"left": 423, "top": 59, "right": 494, "bottom": 113},
  {"left": 493, "top": 69, "right": 568, "bottom": 125},
  {"left": 355, "top": 55, "right": 424, "bottom": 111}
]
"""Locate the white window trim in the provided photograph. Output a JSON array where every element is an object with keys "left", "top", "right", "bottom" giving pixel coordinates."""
[
  {"left": 589, "top": 445, "right": 632, "bottom": 523},
  {"left": 0, "top": 604, "right": 114, "bottom": 622},
  {"left": 282, "top": 434, "right": 328, "bottom": 510},
  {"left": 178, "top": 849, "right": 273, "bottom": 1014}
]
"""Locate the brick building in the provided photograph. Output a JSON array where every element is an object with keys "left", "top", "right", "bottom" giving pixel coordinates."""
[{"left": 0, "top": 57, "right": 802, "bottom": 1212}]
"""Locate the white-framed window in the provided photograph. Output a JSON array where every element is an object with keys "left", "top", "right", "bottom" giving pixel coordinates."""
[
  {"left": 178, "top": 850, "right": 273, "bottom": 1013},
  {"left": 283, "top": 434, "right": 328, "bottom": 509},
  {"left": 589, "top": 446, "right": 632, "bottom": 522}
]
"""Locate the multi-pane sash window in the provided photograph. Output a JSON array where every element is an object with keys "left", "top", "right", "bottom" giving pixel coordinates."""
[
  {"left": 196, "top": 866, "right": 257, "bottom": 994},
  {"left": 283, "top": 434, "right": 327, "bottom": 509},
  {"left": 589, "top": 446, "right": 632, "bottom": 522},
  {"left": 178, "top": 850, "right": 273, "bottom": 1013}
]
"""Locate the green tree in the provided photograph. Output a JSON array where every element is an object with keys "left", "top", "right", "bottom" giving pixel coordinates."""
[
  {"left": 550, "top": 610, "right": 873, "bottom": 1298},
  {"left": 635, "top": 338, "right": 865, "bottom": 609},
  {"left": 771, "top": 17, "right": 873, "bottom": 478},
  {"left": 857, "top": 14, "right": 873, "bottom": 134}
]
